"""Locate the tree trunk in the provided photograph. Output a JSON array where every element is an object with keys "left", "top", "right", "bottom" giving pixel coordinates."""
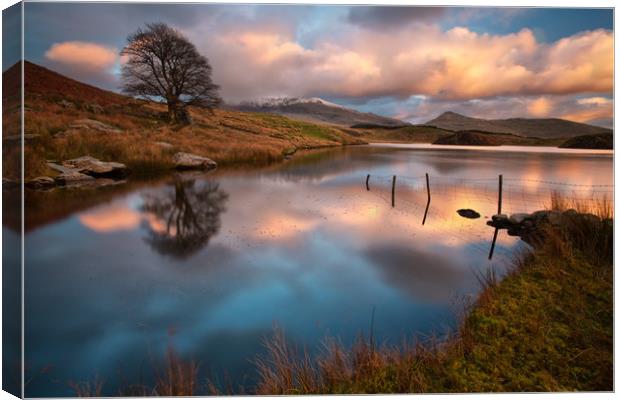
[{"left": 167, "top": 101, "right": 179, "bottom": 124}]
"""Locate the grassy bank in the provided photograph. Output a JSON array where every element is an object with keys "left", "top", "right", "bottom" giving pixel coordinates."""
[{"left": 253, "top": 198, "right": 613, "bottom": 394}]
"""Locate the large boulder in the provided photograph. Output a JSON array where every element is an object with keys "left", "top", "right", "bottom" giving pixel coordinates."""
[
  {"left": 173, "top": 152, "right": 217, "bottom": 170},
  {"left": 62, "top": 156, "right": 129, "bottom": 178}
]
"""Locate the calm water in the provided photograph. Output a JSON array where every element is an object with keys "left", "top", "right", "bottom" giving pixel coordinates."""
[{"left": 19, "top": 144, "right": 613, "bottom": 396}]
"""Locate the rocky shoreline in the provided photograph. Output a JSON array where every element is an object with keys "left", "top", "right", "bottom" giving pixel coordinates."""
[
  {"left": 488, "top": 209, "right": 612, "bottom": 247},
  {"left": 3, "top": 152, "right": 218, "bottom": 191}
]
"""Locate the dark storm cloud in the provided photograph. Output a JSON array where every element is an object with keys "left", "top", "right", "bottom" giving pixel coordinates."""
[
  {"left": 347, "top": 6, "right": 446, "bottom": 30},
  {"left": 2, "top": 2, "right": 21, "bottom": 71}
]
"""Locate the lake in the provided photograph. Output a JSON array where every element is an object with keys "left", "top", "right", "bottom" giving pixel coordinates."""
[{"left": 15, "top": 144, "right": 613, "bottom": 396}]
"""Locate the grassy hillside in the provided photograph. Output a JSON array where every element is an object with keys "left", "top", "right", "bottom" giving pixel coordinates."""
[
  {"left": 433, "top": 130, "right": 563, "bottom": 147},
  {"left": 560, "top": 132, "right": 613, "bottom": 149},
  {"left": 2, "top": 62, "right": 365, "bottom": 180},
  {"left": 350, "top": 125, "right": 453, "bottom": 143},
  {"left": 427, "top": 111, "right": 612, "bottom": 139}
]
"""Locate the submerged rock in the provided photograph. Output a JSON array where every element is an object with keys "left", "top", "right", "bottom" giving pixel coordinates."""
[
  {"left": 457, "top": 209, "right": 481, "bottom": 219},
  {"left": 173, "top": 152, "right": 217, "bottom": 170}
]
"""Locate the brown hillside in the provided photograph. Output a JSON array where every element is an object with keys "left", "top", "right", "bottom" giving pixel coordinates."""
[
  {"left": 4, "top": 61, "right": 129, "bottom": 106},
  {"left": 2, "top": 61, "right": 365, "bottom": 181}
]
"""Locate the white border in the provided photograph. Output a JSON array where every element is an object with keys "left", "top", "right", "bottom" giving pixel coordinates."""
[{"left": 0, "top": 1, "right": 616, "bottom": 400}]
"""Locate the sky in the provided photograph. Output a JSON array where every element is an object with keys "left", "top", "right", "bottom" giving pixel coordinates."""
[{"left": 7, "top": 3, "right": 614, "bottom": 126}]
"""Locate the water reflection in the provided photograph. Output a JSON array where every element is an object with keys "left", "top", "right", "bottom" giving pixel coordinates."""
[
  {"left": 22, "top": 144, "right": 613, "bottom": 397},
  {"left": 141, "top": 177, "right": 228, "bottom": 259}
]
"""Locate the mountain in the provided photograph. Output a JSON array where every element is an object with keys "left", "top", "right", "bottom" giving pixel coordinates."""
[
  {"left": 426, "top": 111, "right": 612, "bottom": 139},
  {"left": 228, "top": 97, "right": 409, "bottom": 127}
]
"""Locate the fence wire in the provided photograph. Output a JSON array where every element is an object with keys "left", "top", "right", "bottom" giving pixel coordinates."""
[{"left": 361, "top": 173, "right": 613, "bottom": 263}]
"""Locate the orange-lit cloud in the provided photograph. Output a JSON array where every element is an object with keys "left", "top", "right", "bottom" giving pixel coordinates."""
[
  {"left": 527, "top": 97, "right": 553, "bottom": 117},
  {"left": 45, "top": 41, "right": 118, "bottom": 70},
  {"left": 202, "top": 25, "right": 612, "bottom": 102}
]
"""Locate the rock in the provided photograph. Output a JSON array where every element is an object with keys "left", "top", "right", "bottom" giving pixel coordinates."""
[
  {"left": 509, "top": 213, "right": 531, "bottom": 224},
  {"left": 173, "top": 152, "right": 217, "bottom": 170},
  {"left": 48, "top": 161, "right": 99, "bottom": 186},
  {"left": 457, "top": 209, "right": 480, "bottom": 219},
  {"left": 83, "top": 103, "right": 104, "bottom": 114},
  {"left": 488, "top": 214, "right": 511, "bottom": 229},
  {"left": 547, "top": 211, "right": 562, "bottom": 226},
  {"left": 62, "top": 156, "right": 129, "bottom": 178},
  {"left": 54, "top": 170, "right": 96, "bottom": 185},
  {"left": 154, "top": 141, "right": 174, "bottom": 149},
  {"left": 563, "top": 209, "right": 578, "bottom": 217},
  {"left": 58, "top": 99, "right": 75, "bottom": 109},
  {"left": 67, "top": 119, "right": 121, "bottom": 134},
  {"left": 26, "top": 176, "right": 56, "bottom": 189}
]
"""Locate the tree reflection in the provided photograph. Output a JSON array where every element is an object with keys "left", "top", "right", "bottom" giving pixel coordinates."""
[{"left": 141, "top": 177, "right": 228, "bottom": 259}]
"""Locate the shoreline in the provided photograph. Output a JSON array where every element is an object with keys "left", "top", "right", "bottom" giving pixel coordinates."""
[{"left": 368, "top": 142, "right": 614, "bottom": 155}]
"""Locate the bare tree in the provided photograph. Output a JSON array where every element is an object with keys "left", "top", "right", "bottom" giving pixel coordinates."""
[{"left": 121, "top": 22, "right": 221, "bottom": 124}]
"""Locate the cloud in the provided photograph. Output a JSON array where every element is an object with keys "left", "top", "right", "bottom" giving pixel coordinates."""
[
  {"left": 43, "top": 41, "right": 120, "bottom": 90},
  {"left": 527, "top": 97, "right": 553, "bottom": 117},
  {"left": 347, "top": 6, "right": 446, "bottom": 30},
  {"left": 45, "top": 41, "right": 118, "bottom": 70},
  {"left": 197, "top": 22, "right": 612, "bottom": 103}
]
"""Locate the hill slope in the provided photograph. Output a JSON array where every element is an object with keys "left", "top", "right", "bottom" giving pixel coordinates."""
[
  {"left": 228, "top": 97, "right": 408, "bottom": 128},
  {"left": 432, "top": 130, "right": 561, "bottom": 147},
  {"left": 2, "top": 61, "right": 366, "bottom": 181},
  {"left": 559, "top": 132, "right": 613, "bottom": 149},
  {"left": 426, "top": 111, "right": 611, "bottom": 139}
]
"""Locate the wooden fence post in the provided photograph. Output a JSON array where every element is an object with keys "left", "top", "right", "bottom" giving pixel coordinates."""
[
  {"left": 366, "top": 174, "right": 370, "bottom": 191},
  {"left": 498, "top": 174, "right": 503, "bottom": 214},
  {"left": 391, "top": 175, "right": 396, "bottom": 207},
  {"left": 489, "top": 174, "right": 503, "bottom": 260},
  {"left": 422, "top": 173, "right": 431, "bottom": 225}
]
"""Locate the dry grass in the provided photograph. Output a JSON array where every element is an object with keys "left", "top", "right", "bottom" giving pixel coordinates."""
[{"left": 8, "top": 100, "right": 365, "bottom": 180}]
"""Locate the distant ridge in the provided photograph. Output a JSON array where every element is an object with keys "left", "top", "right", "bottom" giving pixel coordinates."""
[
  {"left": 228, "top": 97, "right": 409, "bottom": 127},
  {"left": 426, "top": 111, "right": 611, "bottom": 139}
]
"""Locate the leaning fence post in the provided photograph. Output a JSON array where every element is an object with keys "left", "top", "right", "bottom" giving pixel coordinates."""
[
  {"left": 366, "top": 174, "right": 370, "bottom": 191},
  {"left": 498, "top": 174, "right": 503, "bottom": 214},
  {"left": 391, "top": 175, "right": 396, "bottom": 207},
  {"left": 422, "top": 173, "right": 431, "bottom": 225}
]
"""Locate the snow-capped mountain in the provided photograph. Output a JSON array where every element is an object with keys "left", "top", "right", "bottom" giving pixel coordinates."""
[{"left": 228, "top": 97, "right": 408, "bottom": 127}]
